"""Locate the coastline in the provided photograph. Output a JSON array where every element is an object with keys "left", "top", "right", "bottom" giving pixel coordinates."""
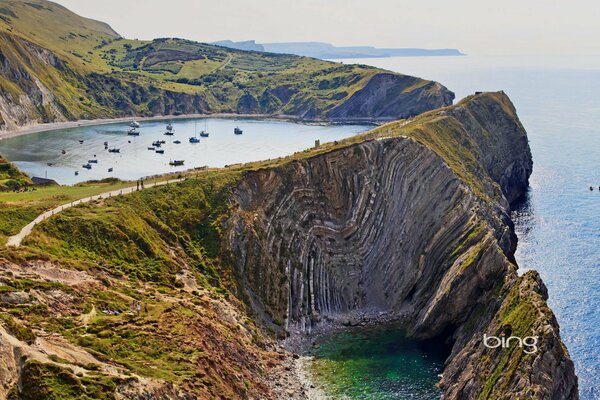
[{"left": 0, "top": 114, "right": 379, "bottom": 142}]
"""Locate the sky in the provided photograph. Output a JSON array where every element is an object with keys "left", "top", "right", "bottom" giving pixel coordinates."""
[{"left": 55, "top": 0, "right": 600, "bottom": 56}]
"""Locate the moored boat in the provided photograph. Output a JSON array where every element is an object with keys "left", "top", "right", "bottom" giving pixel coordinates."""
[
  {"left": 127, "top": 128, "right": 140, "bottom": 136},
  {"left": 234, "top": 127, "right": 243, "bottom": 135},
  {"left": 169, "top": 160, "right": 184, "bottom": 166},
  {"left": 108, "top": 147, "right": 120, "bottom": 153},
  {"left": 88, "top": 159, "right": 98, "bottom": 164},
  {"left": 155, "top": 149, "right": 165, "bottom": 154},
  {"left": 82, "top": 163, "right": 92, "bottom": 169},
  {"left": 130, "top": 121, "right": 140, "bottom": 128}
]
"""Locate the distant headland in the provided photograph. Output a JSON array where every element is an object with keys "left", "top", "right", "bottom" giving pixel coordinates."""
[{"left": 212, "top": 40, "right": 465, "bottom": 59}]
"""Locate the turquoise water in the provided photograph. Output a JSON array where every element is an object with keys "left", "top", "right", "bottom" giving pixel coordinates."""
[
  {"left": 0, "top": 119, "right": 369, "bottom": 185},
  {"left": 309, "top": 327, "right": 446, "bottom": 400},
  {"left": 332, "top": 55, "right": 600, "bottom": 399}
]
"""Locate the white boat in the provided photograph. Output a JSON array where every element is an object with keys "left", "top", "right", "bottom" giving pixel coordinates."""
[{"left": 130, "top": 121, "right": 140, "bottom": 128}]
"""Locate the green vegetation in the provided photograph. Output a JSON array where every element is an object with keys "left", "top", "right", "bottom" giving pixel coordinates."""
[
  {"left": 19, "top": 360, "right": 126, "bottom": 400},
  {"left": 0, "top": 313, "right": 35, "bottom": 343},
  {"left": 0, "top": 0, "right": 446, "bottom": 128},
  {"left": 23, "top": 170, "right": 240, "bottom": 288},
  {"left": 0, "top": 155, "right": 31, "bottom": 190}
]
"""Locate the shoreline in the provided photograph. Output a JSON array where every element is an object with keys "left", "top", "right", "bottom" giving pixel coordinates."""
[{"left": 0, "top": 114, "right": 379, "bottom": 142}]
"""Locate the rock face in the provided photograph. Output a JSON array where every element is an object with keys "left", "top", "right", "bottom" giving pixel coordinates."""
[
  {"left": 223, "top": 92, "right": 578, "bottom": 399},
  {"left": 327, "top": 73, "right": 455, "bottom": 121}
]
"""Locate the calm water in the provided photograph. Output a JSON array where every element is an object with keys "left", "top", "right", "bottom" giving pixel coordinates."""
[
  {"left": 309, "top": 327, "right": 446, "bottom": 400},
  {"left": 329, "top": 55, "right": 600, "bottom": 399},
  {"left": 0, "top": 119, "right": 369, "bottom": 185}
]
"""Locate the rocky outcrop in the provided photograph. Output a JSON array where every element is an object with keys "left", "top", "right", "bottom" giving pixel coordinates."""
[
  {"left": 327, "top": 73, "right": 455, "bottom": 121},
  {"left": 0, "top": 32, "right": 78, "bottom": 130},
  {"left": 223, "top": 92, "right": 577, "bottom": 399}
]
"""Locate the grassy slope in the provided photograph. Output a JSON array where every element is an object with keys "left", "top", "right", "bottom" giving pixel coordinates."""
[{"left": 0, "top": 154, "right": 30, "bottom": 190}]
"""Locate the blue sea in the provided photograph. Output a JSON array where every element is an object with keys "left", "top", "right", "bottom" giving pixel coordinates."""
[{"left": 333, "top": 54, "right": 600, "bottom": 399}]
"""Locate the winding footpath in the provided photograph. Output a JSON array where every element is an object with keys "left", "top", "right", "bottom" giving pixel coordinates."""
[{"left": 6, "top": 178, "right": 183, "bottom": 247}]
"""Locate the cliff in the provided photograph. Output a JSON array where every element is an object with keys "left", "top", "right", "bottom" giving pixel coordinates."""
[
  {"left": 223, "top": 92, "right": 577, "bottom": 399},
  {"left": 0, "top": 92, "right": 576, "bottom": 399}
]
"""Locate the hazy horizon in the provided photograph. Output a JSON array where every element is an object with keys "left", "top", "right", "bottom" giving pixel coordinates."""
[{"left": 54, "top": 0, "right": 600, "bottom": 57}]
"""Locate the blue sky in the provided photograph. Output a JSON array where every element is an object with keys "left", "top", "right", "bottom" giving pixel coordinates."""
[{"left": 56, "top": 0, "right": 600, "bottom": 56}]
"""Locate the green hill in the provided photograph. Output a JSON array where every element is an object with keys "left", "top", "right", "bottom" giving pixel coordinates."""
[
  {"left": 0, "top": 0, "right": 453, "bottom": 130},
  {"left": 0, "top": 154, "right": 30, "bottom": 190}
]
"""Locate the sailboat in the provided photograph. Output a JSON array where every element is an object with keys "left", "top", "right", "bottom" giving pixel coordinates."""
[
  {"left": 164, "top": 121, "right": 174, "bottom": 135},
  {"left": 189, "top": 121, "right": 200, "bottom": 143},
  {"left": 199, "top": 119, "right": 209, "bottom": 137}
]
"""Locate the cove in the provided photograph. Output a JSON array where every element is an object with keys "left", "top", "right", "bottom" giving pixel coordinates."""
[
  {"left": 306, "top": 326, "right": 447, "bottom": 399},
  {"left": 0, "top": 118, "right": 369, "bottom": 185}
]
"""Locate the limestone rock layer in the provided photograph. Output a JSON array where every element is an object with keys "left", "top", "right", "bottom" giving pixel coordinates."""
[{"left": 224, "top": 92, "right": 577, "bottom": 399}]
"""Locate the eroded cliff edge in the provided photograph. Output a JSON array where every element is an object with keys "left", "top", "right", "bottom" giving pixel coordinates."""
[{"left": 224, "top": 92, "right": 578, "bottom": 399}]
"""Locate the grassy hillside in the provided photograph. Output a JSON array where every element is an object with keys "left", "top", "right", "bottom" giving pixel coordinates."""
[
  {"left": 0, "top": 0, "right": 453, "bottom": 130},
  {"left": 0, "top": 154, "right": 30, "bottom": 190}
]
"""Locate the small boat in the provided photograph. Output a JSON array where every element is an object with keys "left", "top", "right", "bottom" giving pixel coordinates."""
[
  {"left": 127, "top": 128, "right": 140, "bottom": 136},
  {"left": 155, "top": 149, "right": 165, "bottom": 154},
  {"left": 88, "top": 159, "right": 98, "bottom": 164},
  {"left": 108, "top": 167, "right": 113, "bottom": 172},
  {"left": 199, "top": 131, "right": 209, "bottom": 138},
  {"left": 166, "top": 122, "right": 173, "bottom": 131},
  {"left": 47, "top": 162, "right": 54, "bottom": 167},
  {"left": 61, "top": 149, "right": 66, "bottom": 155},
  {"left": 169, "top": 160, "right": 184, "bottom": 166},
  {"left": 75, "top": 171, "right": 79, "bottom": 176},
  {"left": 108, "top": 148, "right": 120, "bottom": 153},
  {"left": 130, "top": 121, "right": 140, "bottom": 128},
  {"left": 103, "top": 141, "right": 108, "bottom": 146},
  {"left": 159, "top": 140, "right": 166, "bottom": 144},
  {"left": 148, "top": 146, "right": 156, "bottom": 151},
  {"left": 164, "top": 131, "right": 174, "bottom": 136},
  {"left": 79, "top": 140, "right": 85, "bottom": 144},
  {"left": 82, "top": 163, "right": 92, "bottom": 169},
  {"left": 234, "top": 127, "right": 243, "bottom": 135},
  {"left": 190, "top": 121, "right": 200, "bottom": 143},
  {"left": 152, "top": 140, "right": 162, "bottom": 147},
  {"left": 173, "top": 140, "right": 181, "bottom": 144}
]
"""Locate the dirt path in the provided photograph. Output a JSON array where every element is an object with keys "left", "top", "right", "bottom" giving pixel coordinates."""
[{"left": 6, "top": 178, "right": 183, "bottom": 247}]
